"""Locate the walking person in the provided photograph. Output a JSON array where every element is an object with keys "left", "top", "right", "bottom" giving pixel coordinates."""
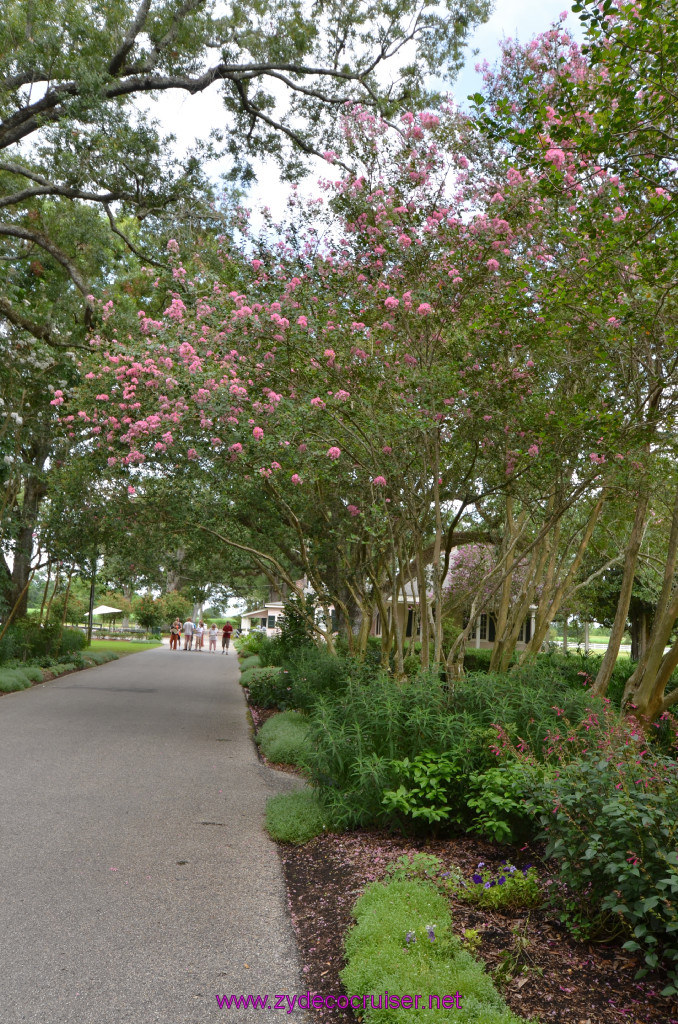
[
  {"left": 182, "top": 617, "right": 194, "bottom": 650},
  {"left": 222, "top": 620, "right": 233, "bottom": 654},
  {"left": 208, "top": 623, "right": 218, "bottom": 653},
  {"left": 169, "top": 618, "right": 182, "bottom": 651}
]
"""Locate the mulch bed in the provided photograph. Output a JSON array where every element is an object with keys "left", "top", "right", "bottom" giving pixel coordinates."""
[{"left": 249, "top": 702, "right": 678, "bottom": 1024}]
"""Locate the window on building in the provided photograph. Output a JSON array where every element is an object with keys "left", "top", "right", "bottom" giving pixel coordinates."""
[
  {"left": 267, "top": 615, "right": 276, "bottom": 629},
  {"left": 479, "top": 613, "right": 487, "bottom": 640},
  {"left": 260, "top": 617, "right": 267, "bottom": 628}
]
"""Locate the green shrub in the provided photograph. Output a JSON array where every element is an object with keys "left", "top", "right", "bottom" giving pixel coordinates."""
[
  {"left": 305, "top": 668, "right": 601, "bottom": 830},
  {"left": 382, "top": 751, "right": 459, "bottom": 831},
  {"left": 256, "top": 711, "right": 312, "bottom": 766},
  {"left": 240, "top": 664, "right": 286, "bottom": 696},
  {"left": 23, "top": 666, "right": 44, "bottom": 683},
  {"left": 265, "top": 789, "right": 328, "bottom": 844},
  {"left": 234, "top": 629, "right": 268, "bottom": 655},
  {"left": 466, "top": 762, "right": 540, "bottom": 844},
  {"left": 239, "top": 654, "right": 262, "bottom": 671},
  {"left": 341, "top": 878, "right": 528, "bottom": 1023},
  {"left": 0, "top": 619, "right": 86, "bottom": 664},
  {"left": 0, "top": 668, "right": 32, "bottom": 692},
  {"left": 527, "top": 743, "right": 678, "bottom": 995},
  {"left": 280, "top": 645, "right": 350, "bottom": 711}
]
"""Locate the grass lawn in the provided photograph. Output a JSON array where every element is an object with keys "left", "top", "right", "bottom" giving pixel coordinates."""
[{"left": 88, "top": 639, "right": 162, "bottom": 657}]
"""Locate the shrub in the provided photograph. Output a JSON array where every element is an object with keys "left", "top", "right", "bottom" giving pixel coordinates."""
[
  {"left": 239, "top": 654, "right": 262, "bottom": 672},
  {"left": 527, "top": 742, "right": 678, "bottom": 995},
  {"left": 0, "top": 668, "right": 32, "bottom": 692},
  {"left": 241, "top": 665, "right": 287, "bottom": 700},
  {"left": 23, "top": 666, "right": 44, "bottom": 683},
  {"left": 305, "top": 668, "right": 601, "bottom": 830},
  {"left": 265, "top": 789, "right": 328, "bottom": 844},
  {"left": 0, "top": 619, "right": 86, "bottom": 663},
  {"left": 466, "top": 762, "right": 540, "bottom": 844},
  {"left": 256, "top": 711, "right": 312, "bottom": 766},
  {"left": 279, "top": 645, "right": 350, "bottom": 711},
  {"left": 234, "top": 628, "right": 268, "bottom": 655},
  {"left": 341, "top": 877, "right": 527, "bottom": 1023},
  {"left": 381, "top": 751, "right": 459, "bottom": 831}
]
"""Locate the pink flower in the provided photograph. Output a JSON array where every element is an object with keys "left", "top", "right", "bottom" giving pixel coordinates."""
[
  {"left": 229, "top": 442, "right": 243, "bottom": 455},
  {"left": 382, "top": 445, "right": 392, "bottom": 454},
  {"left": 186, "top": 448, "right": 198, "bottom": 460},
  {"left": 544, "top": 148, "right": 566, "bottom": 170},
  {"left": 347, "top": 504, "right": 361, "bottom": 516},
  {"left": 528, "top": 444, "right": 539, "bottom": 457},
  {"left": 297, "top": 315, "right": 308, "bottom": 327},
  {"left": 327, "top": 447, "right": 341, "bottom": 459},
  {"left": 487, "top": 258, "right": 500, "bottom": 271},
  {"left": 166, "top": 238, "right": 180, "bottom": 253},
  {"left": 589, "top": 452, "right": 606, "bottom": 464},
  {"left": 127, "top": 485, "right": 136, "bottom": 496},
  {"left": 372, "top": 475, "right": 387, "bottom": 487},
  {"left": 252, "top": 426, "right": 264, "bottom": 440},
  {"left": 107, "top": 457, "right": 117, "bottom": 467},
  {"left": 398, "top": 233, "right": 412, "bottom": 248},
  {"left": 334, "top": 389, "right": 350, "bottom": 402},
  {"left": 270, "top": 461, "right": 281, "bottom": 470},
  {"left": 259, "top": 467, "right": 271, "bottom": 477},
  {"left": 298, "top": 443, "right": 307, "bottom": 452},
  {"left": 417, "top": 302, "right": 433, "bottom": 315},
  {"left": 384, "top": 297, "right": 399, "bottom": 309},
  {"left": 291, "top": 473, "right": 301, "bottom": 484},
  {"left": 310, "top": 397, "right": 326, "bottom": 409}
]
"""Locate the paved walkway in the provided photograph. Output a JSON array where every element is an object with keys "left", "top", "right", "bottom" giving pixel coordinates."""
[{"left": 0, "top": 646, "right": 307, "bottom": 1023}]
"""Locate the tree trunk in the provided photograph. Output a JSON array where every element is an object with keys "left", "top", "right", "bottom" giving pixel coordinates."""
[{"left": 591, "top": 492, "right": 649, "bottom": 697}]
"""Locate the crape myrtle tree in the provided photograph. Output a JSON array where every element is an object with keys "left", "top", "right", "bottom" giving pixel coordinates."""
[
  {"left": 470, "top": 8, "right": 678, "bottom": 715},
  {"left": 1, "top": 0, "right": 491, "bottom": 618},
  {"left": 70, "top": 102, "right": 628, "bottom": 674}
]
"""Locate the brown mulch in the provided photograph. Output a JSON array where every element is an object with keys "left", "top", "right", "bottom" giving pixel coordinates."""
[{"left": 249, "top": 704, "right": 678, "bottom": 1024}]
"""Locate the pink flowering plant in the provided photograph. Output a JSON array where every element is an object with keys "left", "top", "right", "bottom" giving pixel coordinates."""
[{"left": 494, "top": 704, "right": 678, "bottom": 995}]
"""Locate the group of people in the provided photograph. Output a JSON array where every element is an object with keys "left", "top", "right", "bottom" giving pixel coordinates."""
[{"left": 169, "top": 618, "right": 234, "bottom": 653}]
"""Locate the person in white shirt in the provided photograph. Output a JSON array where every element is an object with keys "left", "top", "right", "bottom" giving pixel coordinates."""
[
  {"left": 182, "top": 618, "right": 194, "bottom": 650},
  {"left": 208, "top": 624, "right": 218, "bottom": 652},
  {"left": 194, "top": 620, "right": 204, "bottom": 651}
]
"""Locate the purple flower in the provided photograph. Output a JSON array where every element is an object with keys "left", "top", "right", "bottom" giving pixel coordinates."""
[
  {"left": 426, "top": 925, "right": 436, "bottom": 942},
  {"left": 472, "top": 873, "right": 483, "bottom": 884},
  {"left": 484, "top": 882, "right": 492, "bottom": 889},
  {"left": 405, "top": 931, "right": 416, "bottom": 945},
  {"left": 497, "top": 876, "right": 506, "bottom": 886}
]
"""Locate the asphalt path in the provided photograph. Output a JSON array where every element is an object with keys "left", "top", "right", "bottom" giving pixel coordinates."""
[{"left": 0, "top": 645, "right": 308, "bottom": 1023}]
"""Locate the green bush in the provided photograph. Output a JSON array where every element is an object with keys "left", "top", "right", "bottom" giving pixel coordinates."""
[
  {"left": 527, "top": 744, "right": 678, "bottom": 995},
  {"left": 466, "top": 762, "right": 540, "bottom": 844},
  {"left": 240, "top": 664, "right": 286, "bottom": 696},
  {"left": 280, "top": 645, "right": 350, "bottom": 711},
  {"left": 341, "top": 877, "right": 528, "bottom": 1023},
  {"left": 23, "top": 665, "right": 44, "bottom": 683},
  {"left": 0, "top": 667, "right": 32, "bottom": 692},
  {"left": 0, "top": 619, "right": 86, "bottom": 664},
  {"left": 305, "top": 668, "right": 601, "bottom": 830},
  {"left": 234, "top": 629, "right": 268, "bottom": 656},
  {"left": 256, "top": 711, "right": 313, "bottom": 766},
  {"left": 239, "top": 654, "right": 262, "bottom": 672},
  {"left": 265, "top": 789, "right": 328, "bottom": 844},
  {"left": 382, "top": 751, "right": 459, "bottom": 831}
]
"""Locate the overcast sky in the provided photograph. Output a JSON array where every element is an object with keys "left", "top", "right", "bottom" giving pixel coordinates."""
[{"left": 146, "top": 0, "right": 580, "bottom": 208}]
